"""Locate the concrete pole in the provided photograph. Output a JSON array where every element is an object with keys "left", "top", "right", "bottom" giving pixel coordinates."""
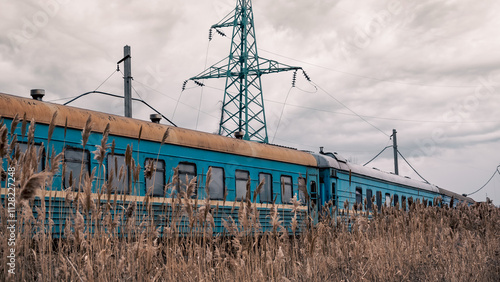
[
  {"left": 124, "top": 45, "right": 132, "bottom": 118},
  {"left": 393, "top": 129, "right": 399, "bottom": 175}
]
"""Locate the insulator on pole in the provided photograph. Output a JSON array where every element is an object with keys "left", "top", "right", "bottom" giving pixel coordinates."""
[
  {"left": 302, "top": 70, "right": 311, "bottom": 82},
  {"left": 216, "top": 29, "right": 226, "bottom": 37},
  {"left": 182, "top": 80, "right": 188, "bottom": 91},
  {"left": 194, "top": 80, "right": 205, "bottom": 87},
  {"left": 209, "top": 28, "right": 213, "bottom": 41},
  {"left": 292, "top": 70, "right": 297, "bottom": 87}
]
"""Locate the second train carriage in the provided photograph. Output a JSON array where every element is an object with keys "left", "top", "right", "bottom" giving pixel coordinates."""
[{"left": 0, "top": 92, "right": 474, "bottom": 236}]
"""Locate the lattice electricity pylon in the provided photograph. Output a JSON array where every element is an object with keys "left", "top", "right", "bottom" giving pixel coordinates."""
[{"left": 187, "top": 0, "right": 303, "bottom": 143}]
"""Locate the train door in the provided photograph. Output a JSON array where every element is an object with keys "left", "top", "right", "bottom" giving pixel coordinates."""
[{"left": 307, "top": 168, "right": 320, "bottom": 223}]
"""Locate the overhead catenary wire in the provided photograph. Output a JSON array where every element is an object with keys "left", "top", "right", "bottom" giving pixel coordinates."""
[
  {"left": 311, "top": 80, "right": 390, "bottom": 138},
  {"left": 397, "top": 150, "right": 430, "bottom": 184},
  {"left": 363, "top": 145, "right": 393, "bottom": 167},
  {"left": 464, "top": 165, "right": 500, "bottom": 197}
]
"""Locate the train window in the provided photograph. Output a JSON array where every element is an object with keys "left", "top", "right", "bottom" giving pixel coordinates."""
[
  {"left": 107, "top": 154, "right": 129, "bottom": 194},
  {"left": 428, "top": 200, "right": 432, "bottom": 207},
  {"left": 355, "top": 187, "right": 362, "bottom": 205},
  {"left": 331, "top": 183, "right": 336, "bottom": 206},
  {"left": 65, "top": 147, "right": 90, "bottom": 191},
  {"left": 145, "top": 158, "right": 165, "bottom": 197},
  {"left": 394, "top": 194, "right": 399, "bottom": 208},
  {"left": 17, "top": 142, "right": 45, "bottom": 172},
  {"left": 281, "top": 175, "right": 293, "bottom": 204},
  {"left": 401, "top": 196, "right": 407, "bottom": 211},
  {"left": 259, "top": 173, "right": 272, "bottom": 203},
  {"left": 235, "top": 170, "right": 249, "bottom": 201},
  {"left": 178, "top": 162, "right": 197, "bottom": 196},
  {"left": 376, "top": 191, "right": 382, "bottom": 211},
  {"left": 385, "top": 193, "right": 391, "bottom": 207},
  {"left": 310, "top": 181, "right": 317, "bottom": 207},
  {"left": 366, "top": 189, "right": 373, "bottom": 210},
  {"left": 298, "top": 177, "right": 306, "bottom": 204},
  {"left": 208, "top": 167, "right": 225, "bottom": 200}
]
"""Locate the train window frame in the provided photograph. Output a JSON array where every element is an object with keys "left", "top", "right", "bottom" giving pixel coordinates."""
[
  {"left": 144, "top": 158, "right": 165, "bottom": 197},
  {"left": 366, "top": 189, "right": 373, "bottom": 210},
  {"left": 355, "top": 187, "right": 362, "bottom": 205},
  {"left": 298, "top": 177, "right": 306, "bottom": 205},
  {"left": 178, "top": 162, "right": 197, "bottom": 197},
  {"left": 235, "top": 170, "right": 249, "bottom": 201},
  {"left": 64, "top": 146, "right": 90, "bottom": 191},
  {"left": 310, "top": 181, "right": 318, "bottom": 207},
  {"left": 331, "top": 182, "right": 336, "bottom": 206},
  {"left": 107, "top": 154, "right": 130, "bottom": 195},
  {"left": 385, "top": 193, "right": 391, "bottom": 207},
  {"left": 16, "top": 142, "right": 46, "bottom": 172},
  {"left": 208, "top": 166, "right": 225, "bottom": 200},
  {"left": 280, "top": 175, "right": 293, "bottom": 204},
  {"left": 259, "top": 173, "right": 273, "bottom": 203},
  {"left": 376, "top": 191, "right": 382, "bottom": 211}
]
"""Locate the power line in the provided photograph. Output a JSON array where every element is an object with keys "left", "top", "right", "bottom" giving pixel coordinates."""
[
  {"left": 397, "top": 150, "right": 430, "bottom": 184},
  {"left": 258, "top": 48, "right": 479, "bottom": 88},
  {"left": 363, "top": 145, "right": 392, "bottom": 166},
  {"left": 94, "top": 69, "right": 119, "bottom": 91},
  {"left": 311, "top": 80, "right": 390, "bottom": 138},
  {"left": 464, "top": 165, "right": 500, "bottom": 197}
]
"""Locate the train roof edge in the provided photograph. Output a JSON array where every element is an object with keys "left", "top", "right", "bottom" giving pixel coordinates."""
[{"left": 0, "top": 92, "right": 317, "bottom": 167}]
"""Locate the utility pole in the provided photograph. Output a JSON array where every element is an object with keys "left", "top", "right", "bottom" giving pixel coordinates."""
[
  {"left": 123, "top": 45, "right": 132, "bottom": 118},
  {"left": 392, "top": 129, "right": 399, "bottom": 175}
]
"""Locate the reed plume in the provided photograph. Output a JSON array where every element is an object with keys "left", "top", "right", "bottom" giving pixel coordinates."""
[
  {"left": 47, "top": 111, "right": 58, "bottom": 145},
  {"left": 10, "top": 113, "right": 19, "bottom": 135},
  {"left": 21, "top": 112, "right": 27, "bottom": 138},
  {"left": 19, "top": 171, "right": 52, "bottom": 203},
  {"left": 81, "top": 115, "right": 92, "bottom": 148}
]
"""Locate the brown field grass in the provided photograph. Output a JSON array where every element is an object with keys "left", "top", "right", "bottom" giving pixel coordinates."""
[{"left": 0, "top": 120, "right": 499, "bottom": 281}]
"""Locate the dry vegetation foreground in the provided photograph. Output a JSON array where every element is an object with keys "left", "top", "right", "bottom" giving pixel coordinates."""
[{"left": 0, "top": 199, "right": 498, "bottom": 282}]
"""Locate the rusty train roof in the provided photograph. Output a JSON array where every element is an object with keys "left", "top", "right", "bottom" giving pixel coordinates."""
[{"left": 0, "top": 92, "right": 317, "bottom": 167}]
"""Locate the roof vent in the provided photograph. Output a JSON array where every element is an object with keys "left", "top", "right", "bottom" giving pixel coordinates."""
[
  {"left": 30, "top": 89, "right": 45, "bottom": 101},
  {"left": 150, "top": 114, "right": 161, "bottom": 123},
  {"left": 235, "top": 131, "right": 244, "bottom": 139}
]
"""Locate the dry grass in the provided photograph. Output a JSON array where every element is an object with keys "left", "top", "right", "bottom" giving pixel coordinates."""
[{"left": 0, "top": 121, "right": 499, "bottom": 281}]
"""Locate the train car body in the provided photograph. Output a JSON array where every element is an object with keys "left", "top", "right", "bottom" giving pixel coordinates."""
[
  {"left": 0, "top": 92, "right": 473, "bottom": 237},
  {"left": 0, "top": 93, "right": 317, "bottom": 236}
]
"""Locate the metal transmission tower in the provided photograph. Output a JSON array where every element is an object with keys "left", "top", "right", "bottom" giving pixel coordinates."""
[{"left": 187, "top": 0, "right": 305, "bottom": 143}]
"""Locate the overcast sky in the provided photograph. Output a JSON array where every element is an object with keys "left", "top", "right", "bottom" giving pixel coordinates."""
[{"left": 1, "top": 0, "right": 499, "bottom": 204}]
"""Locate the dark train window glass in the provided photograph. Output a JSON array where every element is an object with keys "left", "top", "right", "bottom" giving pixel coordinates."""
[
  {"left": 259, "top": 173, "right": 272, "bottom": 203},
  {"left": 65, "top": 147, "right": 90, "bottom": 191},
  {"left": 235, "top": 170, "right": 249, "bottom": 201},
  {"left": 310, "top": 181, "right": 317, "bottom": 207},
  {"left": 385, "top": 193, "right": 391, "bottom": 207},
  {"left": 17, "top": 142, "right": 45, "bottom": 172},
  {"left": 145, "top": 158, "right": 165, "bottom": 197},
  {"left": 107, "top": 154, "right": 128, "bottom": 194},
  {"left": 281, "top": 175, "right": 293, "bottom": 204},
  {"left": 366, "top": 189, "right": 373, "bottom": 210},
  {"left": 376, "top": 191, "right": 382, "bottom": 211},
  {"left": 298, "top": 177, "right": 306, "bottom": 205},
  {"left": 394, "top": 194, "right": 399, "bottom": 207},
  {"left": 331, "top": 182, "right": 336, "bottom": 204},
  {"left": 178, "top": 162, "right": 197, "bottom": 196},
  {"left": 208, "top": 167, "right": 225, "bottom": 200},
  {"left": 355, "top": 187, "right": 362, "bottom": 204},
  {"left": 428, "top": 200, "right": 432, "bottom": 207},
  {"left": 401, "top": 196, "right": 407, "bottom": 211}
]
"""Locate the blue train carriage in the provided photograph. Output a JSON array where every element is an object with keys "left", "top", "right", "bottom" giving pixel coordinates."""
[
  {"left": 311, "top": 149, "right": 474, "bottom": 216},
  {"left": 0, "top": 92, "right": 318, "bottom": 236}
]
